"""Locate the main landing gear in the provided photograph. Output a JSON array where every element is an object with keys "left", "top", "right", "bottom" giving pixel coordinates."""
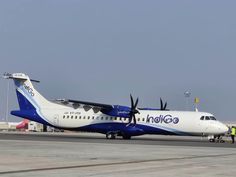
[
  {"left": 121, "top": 134, "right": 131, "bottom": 140},
  {"left": 105, "top": 132, "right": 131, "bottom": 140},
  {"left": 106, "top": 132, "right": 116, "bottom": 139}
]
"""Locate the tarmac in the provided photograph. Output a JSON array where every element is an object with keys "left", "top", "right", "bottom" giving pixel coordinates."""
[{"left": 0, "top": 132, "right": 235, "bottom": 177}]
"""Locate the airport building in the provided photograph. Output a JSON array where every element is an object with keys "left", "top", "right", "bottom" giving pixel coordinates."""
[{"left": 0, "top": 122, "right": 17, "bottom": 131}]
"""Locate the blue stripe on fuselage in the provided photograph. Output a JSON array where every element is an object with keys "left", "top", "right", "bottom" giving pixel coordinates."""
[
  {"left": 12, "top": 89, "right": 190, "bottom": 136},
  {"left": 65, "top": 122, "right": 190, "bottom": 136}
]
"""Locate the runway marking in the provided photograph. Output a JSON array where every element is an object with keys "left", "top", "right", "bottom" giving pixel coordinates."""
[{"left": 0, "top": 153, "right": 236, "bottom": 175}]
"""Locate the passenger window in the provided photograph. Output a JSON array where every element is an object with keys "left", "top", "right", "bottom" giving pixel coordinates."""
[
  {"left": 79, "top": 116, "right": 82, "bottom": 119},
  {"left": 67, "top": 115, "right": 69, "bottom": 119},
  {"left": 75, "top": 116, "right": 77, "bottom": 119},
  {"left": 71, "top": 116, "right": 73, "bottom": 119},
  {"left": 114, "top": 117, "right": 117, "bottom": 120},
  {"left": 138, "top": 118, "right": 140, "bottom": 122},
  {"left": 142, "top": 118, "right": 145, "bottom": 121},
  {"left": 83, "top": 116, "right": 86, "bottom": 119},
  {"left": 200, "top": 116, "right": 204, "bottom": 120},
  {"left": 63, "top": 115, "right": 65, "bottom": 119},
  {"left": 101, "top": 117, "right": 103, "bottom": 120},
  {"left": 88, "top": 116, "right": 90, "bottom": 119},
  {"left": 92, "top": 116, "right": 95, "bottom": 119}
]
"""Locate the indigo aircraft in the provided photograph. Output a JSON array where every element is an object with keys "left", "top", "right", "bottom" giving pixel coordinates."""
[{"left": 4, "top": 73, "right": 228, "bottom": 140}]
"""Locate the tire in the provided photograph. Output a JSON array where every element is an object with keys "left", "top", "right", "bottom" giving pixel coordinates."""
[
  {"left": 209, "top": 138, "right": 215, "bottom": 142},
  {"left": 106, "top": 132, "right": 116, "bottom": 139},
  {"left": 122, "top": 134, "right": 131, "bottom": 140}
]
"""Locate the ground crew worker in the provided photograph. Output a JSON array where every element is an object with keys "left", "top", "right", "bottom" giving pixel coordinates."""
[{"left": 231, "top": 126, "right": 236, "bottom": 144}]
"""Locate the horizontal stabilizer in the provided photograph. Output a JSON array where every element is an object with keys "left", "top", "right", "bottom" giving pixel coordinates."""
[{"left": 3, "top": 73, "right": 40, "bottom": 83}]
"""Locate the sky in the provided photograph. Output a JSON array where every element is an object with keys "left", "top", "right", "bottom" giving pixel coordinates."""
[{"left": 0, "top": 0, "right": 236, "bottom": 122}]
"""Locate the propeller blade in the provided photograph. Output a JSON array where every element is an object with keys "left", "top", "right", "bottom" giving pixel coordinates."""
[
  {"left": 128, "top": 94, "right": 139, "bottom": 126},
  {"left": 128, "top": 116, "right": 132, "bottom": 125},
  {"left": 163, "top": 102, "right": 167, "bottom": 110},
  {"left": 134, "top": 109, "right": 140, "bottom": 114},
  {"left": 130, "top": 94, "right": 134, "bottom": 108},
  {"left": 134, "top": 98, "right": 138, "bottom": 109},
  {"left": 134, "top": 97, "right": 139, "bottom": 108},
  {"left": 160, "top": 98, "right": 163, "bottom": 110},
  {"left": 133, "top": 114, "right": 136, "bottom": 125}
]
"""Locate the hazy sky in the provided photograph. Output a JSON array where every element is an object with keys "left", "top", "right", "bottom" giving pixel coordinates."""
[{"left": 0, "top": 0, "right": 236, "bottom": 122}]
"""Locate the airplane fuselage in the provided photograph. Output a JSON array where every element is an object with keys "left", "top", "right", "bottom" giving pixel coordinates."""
[
  {"left": 13, "top": 103, "right": 227, "bottom": 137},
  {"left": 8, "top": 73, "right": 229, "bottom": 139}
]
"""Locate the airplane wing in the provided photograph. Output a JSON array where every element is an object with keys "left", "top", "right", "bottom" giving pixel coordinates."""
[
  {"left": 67, "top": 99, "right": 113, "bottom": 110},
  {"left": 55, "top": 96, "right": 139, "bottom": 126},
  {"left": 54, "top": 99, "right": 114, "bottom": 113}
]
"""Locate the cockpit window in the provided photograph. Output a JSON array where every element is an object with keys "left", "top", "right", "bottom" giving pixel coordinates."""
[
  {"left": 210, "top": 116, "right": 216, "bottom": 120},
  {"left": 205, "top": 116, "right": 210, "bottom": 120},
  {"left": 200, "top": 116, "right": 217, "bottom": 120}
]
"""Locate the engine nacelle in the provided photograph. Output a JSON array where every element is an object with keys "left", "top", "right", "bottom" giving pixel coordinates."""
[{"left": 101, "top": 105, "right": 131, "bottom": 118}]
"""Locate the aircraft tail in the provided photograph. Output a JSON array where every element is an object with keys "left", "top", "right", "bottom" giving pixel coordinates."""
[{"left": 4, "top": 73, "right": 54, "bottom": 111}]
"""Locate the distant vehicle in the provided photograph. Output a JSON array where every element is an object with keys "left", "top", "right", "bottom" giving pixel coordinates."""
[
  {"left": 16, "top": 119, "right": 29, "bottom": 129},
  {"left": 4, "top": 73, "right": 228, "bottom": 141},
  {"left": 28, "top": 121, "right": 43, "bottom": 132}
]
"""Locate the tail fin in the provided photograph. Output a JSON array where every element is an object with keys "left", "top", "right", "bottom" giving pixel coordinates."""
[{"left": 4, "top": 73, "right": 54, "bottom": 110}]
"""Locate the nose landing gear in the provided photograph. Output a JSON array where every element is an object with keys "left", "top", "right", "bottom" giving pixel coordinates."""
[{"left": 208, "top": 135, "right": 225, "bottom": 143}]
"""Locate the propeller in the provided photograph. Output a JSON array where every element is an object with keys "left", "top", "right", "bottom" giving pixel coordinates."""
[
  {"left": 160, "top": 98, "right": 167, "bottom": 110},
  {"left": 127, "top": 94, "right": 140, "bottom": 126}
]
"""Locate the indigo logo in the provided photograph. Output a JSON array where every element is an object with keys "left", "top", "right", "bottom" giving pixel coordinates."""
[
  {"left": 23, "top": 83, "right": 35, "bottom": 97},
  {"left": 146, "top": 114, "right": 179, "bottom": 124}
]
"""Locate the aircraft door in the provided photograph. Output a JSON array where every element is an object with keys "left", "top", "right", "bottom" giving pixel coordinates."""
[
  {"left": 53, "top": 114, "right": 60, "bottom": 127},
  {"left": 198, "top": 116, "right": 208, "bottom": 135}
]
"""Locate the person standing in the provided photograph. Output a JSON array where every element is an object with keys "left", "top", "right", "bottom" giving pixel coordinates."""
[{"left": 231, "top": 126, "right": 236, "bottom": 144}]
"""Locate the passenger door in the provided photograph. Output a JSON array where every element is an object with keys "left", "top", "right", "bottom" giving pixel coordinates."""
[{"left": 53, "top": 114, "right": 59, "bottom": 127}]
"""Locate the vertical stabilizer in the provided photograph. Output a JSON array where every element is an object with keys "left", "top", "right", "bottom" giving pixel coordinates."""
[{"left": 5, "top": 73, "right": 54, "bottom": 110}]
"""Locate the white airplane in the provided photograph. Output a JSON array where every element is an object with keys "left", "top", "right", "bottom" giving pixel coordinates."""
[{"left": 4, "top": 73, "right": 228, "bottom": 140}]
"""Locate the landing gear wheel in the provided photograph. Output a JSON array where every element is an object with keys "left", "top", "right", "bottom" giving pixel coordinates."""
[
  {"left": 209, "top": 138, "right": 215, "bottom": 142},
  {"left": 122, "top": 135, "right": 131, "bottom": 140},
  {"left": 106, "top": 132, "right": 116, "bottom": 139}
]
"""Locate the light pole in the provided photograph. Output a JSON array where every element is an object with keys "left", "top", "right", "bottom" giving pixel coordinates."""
[
  {"left": 194, "top": 97, "right": 200, "bottom": 112},
  {"left": 5, "top": 79, "right": 10, "bottom": 123},
  {"left": 3, "top": 73, "right": 10, "bottom": 123},
  {"left": 184, "top": 91, "right": 191, "bottom": 111}
]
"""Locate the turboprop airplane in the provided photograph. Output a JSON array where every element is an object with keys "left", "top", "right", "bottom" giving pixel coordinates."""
[{"left": 4, "top": 73, "right": 228, "bottom": 140}]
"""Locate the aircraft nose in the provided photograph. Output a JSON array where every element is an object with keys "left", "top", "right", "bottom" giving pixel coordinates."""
[
  {"left": 221, "top": 124, "right": 229, "bottom": 133},
  {"left": 223, "top": 125, "right": 229, "bottom": 133}
]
